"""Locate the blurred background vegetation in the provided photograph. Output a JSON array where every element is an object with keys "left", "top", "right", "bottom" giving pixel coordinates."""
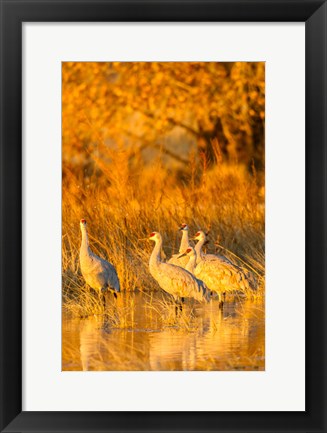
[
  {"left": 62, "top": 62, "right": 265, "bottom": 301},
  {"left": 63, "top": 62, "right": 265, "bottom": 183}
]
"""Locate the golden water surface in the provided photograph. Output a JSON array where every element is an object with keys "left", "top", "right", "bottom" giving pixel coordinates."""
[{"left": 62, "top": 292, "right": 265, "bottom": 371}]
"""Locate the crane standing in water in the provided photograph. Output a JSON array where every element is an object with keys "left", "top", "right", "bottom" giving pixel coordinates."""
[
  {"left": 148, "top": 231, "right": 209, "bottom": 311},
  {"left": 179, "top": 246, "right": 251, "bottom": 307},
  {"left": 168, "top": 223, "right": 191, "bottom": 268},
  {"left": 79, "top": 219, "right": 120, "bottom": 307}
]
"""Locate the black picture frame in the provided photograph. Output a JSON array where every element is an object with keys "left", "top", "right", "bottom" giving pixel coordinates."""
[{"left": 0, "top": 1, "right": 326, "bottom": 432}]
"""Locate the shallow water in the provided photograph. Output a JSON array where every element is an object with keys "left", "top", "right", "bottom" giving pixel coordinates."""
[{"left": 62, "top": 292, "right": 265, "bottom": 371}]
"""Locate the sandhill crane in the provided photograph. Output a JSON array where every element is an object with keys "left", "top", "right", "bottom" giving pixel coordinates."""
[
  {"left": 193, "top": 230, "right": 232, "bottom": 265},
  {"left": 148, "top": 232, "right": 209, "bottom": 310},
  {"left": 193, "top": 230, "right": 255, "bottom": 288},
  {"left": 168, "top": 223, "right": 191, "bottom": 268},
  {"left": 79, "top": 219, "right": 120, "bottom": 306},
  {"left": 179, "top": 246, "right": 251, "bottom": 306}
]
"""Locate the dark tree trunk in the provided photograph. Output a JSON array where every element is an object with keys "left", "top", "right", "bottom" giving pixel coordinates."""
[{"left": 197, "top": 117, "right": 229, "bottom": 166}]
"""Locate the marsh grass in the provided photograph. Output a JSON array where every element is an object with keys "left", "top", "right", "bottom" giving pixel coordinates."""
[
  {"left": 143, "top": 291, "right": 200, "bottom": 331},
  {"left": 62, "top": 143, "right": 265, "bottom": 320}
]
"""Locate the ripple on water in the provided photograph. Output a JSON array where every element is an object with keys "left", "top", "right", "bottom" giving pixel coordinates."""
[{"left": 62, "top": 291, "right": 265, "bottom": 371}]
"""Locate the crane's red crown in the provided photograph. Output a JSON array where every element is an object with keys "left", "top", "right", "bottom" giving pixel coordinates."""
[
  {"left": 80, "top": 219, "right": 86, "bottom": 224},
  {"left": 149, "top": 232, "right": 156, "bottom": 238},
  {"left": 195, "top": 231, "right": 200, "bottom": 236},
  {"left": 186, "top": 248, "right": 192, "bottom": 253}
]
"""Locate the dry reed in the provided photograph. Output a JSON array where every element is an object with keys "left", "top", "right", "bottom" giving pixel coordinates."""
[{"left": 62, "top": 141, "right": 265, "bottom": 318}]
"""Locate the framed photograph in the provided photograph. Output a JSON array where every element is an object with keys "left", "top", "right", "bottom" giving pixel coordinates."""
[{"left": 0, "top": 0, "right": 326, "bottom": 432}]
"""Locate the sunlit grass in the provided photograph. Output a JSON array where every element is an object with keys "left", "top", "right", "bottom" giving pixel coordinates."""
[
  {"left": 62, "top": 144, "right": 265, "bottom": 320},
  {"left": 61, "top": 61, "right": 265, "bottom": 371}
]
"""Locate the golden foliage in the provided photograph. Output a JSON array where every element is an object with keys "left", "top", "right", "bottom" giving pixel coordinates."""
[
  {"left": 62, "top": 62, "right": 265, "bottom": 312},
  {"left": 62, "top": 61, "right": 265, "bottom": 178}
]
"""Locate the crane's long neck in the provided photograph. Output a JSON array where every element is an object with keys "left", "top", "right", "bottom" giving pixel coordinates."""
[
  {"left": 80, "top": 226, "right": 90, "bottom": 256},
  {"left": 194, "top": 237, "right": 205, "bottom": 259},
  {"left": 149, "top": 237, "right": 163, "bottom": 270},
  {"left": 185, "top": 253, "right": 197, "bottom": 274},
  {"left": 179, "top": 230, "right": 189, "bottom": 253}
]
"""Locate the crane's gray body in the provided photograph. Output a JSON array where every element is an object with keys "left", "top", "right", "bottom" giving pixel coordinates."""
[
  {"left": 149, "top": 232, "right": 209, "bottom": 302},
  {"left": 187, "top": 242, "right": 252, "bottom": 296},
  {"left": 79, "top": 221, "right": 120, "bottom": 293}
]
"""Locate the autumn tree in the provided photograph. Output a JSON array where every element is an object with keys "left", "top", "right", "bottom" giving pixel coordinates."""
[{"left": 62, "top": 62, "right": 265, "bottom": 180}]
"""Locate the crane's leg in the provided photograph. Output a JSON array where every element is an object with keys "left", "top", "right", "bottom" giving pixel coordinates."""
[
  {"left": 100, "top": 287, "right": 108, "bottom": 312},
  {"left": 175, "top": 297, "right": 182, "bottom": 315},
  {"left": 218, "top": 293, "right": 224, "bottom": 309},
  {"left": 112, "top": 292, "right": 118, "bottom": 311},
  {"left": 103, "top": 292, "right": 107, "bottom": 311},
  {"left": 180, "top": 297, "right": 184, "bottom": 312}
]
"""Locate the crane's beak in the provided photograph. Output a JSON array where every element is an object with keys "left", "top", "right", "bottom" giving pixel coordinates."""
[
  {"left": 177, "top": 252, "right": 187, "bottom": 259},
  {"left": 138, "top": 237, "right": 149, "bottom": 241}
]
